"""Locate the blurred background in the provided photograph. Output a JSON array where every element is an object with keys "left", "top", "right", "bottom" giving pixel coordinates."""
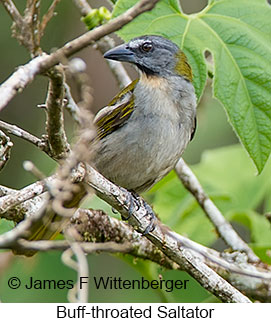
[{"left": 0, "top": 0, "right": 239, "bottom": 302}]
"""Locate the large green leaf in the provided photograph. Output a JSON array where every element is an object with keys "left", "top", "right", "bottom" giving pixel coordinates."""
[
  {"left": 148, "top": 144, "right": 271, "bottom": 251},
  {"left": 193, "top": 144, "right": 271, "bottom": 211},
  {"left": 113, "top": 0, "right": 271, "bottom": 173}
]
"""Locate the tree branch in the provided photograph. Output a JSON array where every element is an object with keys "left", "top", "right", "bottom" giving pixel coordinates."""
[
  {"left": 0, "top": 165, "right": 85, "bottom": 215},
  {"left": 45, "top": 65, "right": 70, "bottom": 159},
  {"left": 24, "top": 0, "right": 41, "bottom": 54},
  {"left": 0, "top": 0, "right": 160, "bottom": 111},
  {"left": 40, "top": 0, "right": 61, "bottom": 37},
  {"left": 0, "top": 120, "right": 42, "bottom": 148},
  {"left": 1, "top": 0, "right": 41, "bottom": 54},
  {"left": 64, "top": 83, "right": 81, "bottom": 124},
  {"left": 72, "top": 0, "right": 91, "bottom": 16},
  {"left": 14, "top": 239, "right": 133, "bottom": 253},
  {"left": 175, "top": 158, "right": 259, "bottom": 263},
  {"left": 0, "top": 154, "right": 262, "bottom": 301},
  {"left": 1, "top": 193, "right": 270, "bottom": 301},
  {"left": 0, "top": 179, "right": 48, "bottom": 215},
  {"left": 73, "top": 0, "right": 131, "bottom": 88},
  {"left": 1, "top": 0, "right": 24, "bottom": 26},
  {"left": 84, "top": 165, "right": 251, "bottom": 302}
]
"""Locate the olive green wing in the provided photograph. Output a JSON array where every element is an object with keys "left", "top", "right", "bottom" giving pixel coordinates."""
[{"left": 94, "top": 79, "right": 138, "bottom": 140}]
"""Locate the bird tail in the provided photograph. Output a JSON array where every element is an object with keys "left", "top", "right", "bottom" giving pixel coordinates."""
[{"left": 13, "top": 185, "right": 86, "bottom": 256}]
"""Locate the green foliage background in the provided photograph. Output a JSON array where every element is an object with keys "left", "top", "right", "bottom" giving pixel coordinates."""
[
  {"left": 0, "top": 0, "right": 270, "bottom": 302},
  {"left": 114, "top": 0, "right": 271, "bottom": 173}
]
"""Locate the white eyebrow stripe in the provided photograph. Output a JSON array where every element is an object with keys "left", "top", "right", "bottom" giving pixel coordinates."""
[{"left": 129, "top": 39, "right": 145, "bottom": 48}]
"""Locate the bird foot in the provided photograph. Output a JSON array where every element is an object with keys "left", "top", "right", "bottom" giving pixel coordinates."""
[
  {"left": 120, "top": 189, "right": 156, "bottom": 234},
  {"left": 117, "top": 188, "right": 157, "bottom": 234},
  {"left": 120, "top": 190, "right": 140, "bottom": 220},
  {"left": 141, "top": 200, "right": 156, "bottom": 235}
]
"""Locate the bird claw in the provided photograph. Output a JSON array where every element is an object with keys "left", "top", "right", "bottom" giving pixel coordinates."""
[
  {"left": 120, "top": 189, "right": 156, "bottom": 234},
  {"left": 141, "top": 201, "right": 156, "bottom": 235},
  {"left": 120, "top": 190, "right": 140, "bottom": 220}
]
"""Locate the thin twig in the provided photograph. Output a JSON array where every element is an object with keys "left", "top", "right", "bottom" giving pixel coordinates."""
[
  {"left": 69, "top": 242, "right": 89, "bottom": 302},
  {"left": 0, "top": 0, "right": 24, "bottom": 26},
  {"left": 15, "top": 239, "right": 133, "bottom": 253},
  {"left": 40, "top": 0, "right": 61, "bottom": 36},
  {"left": 63, "top": 227, "right": 89, "bottom": 303},
  {"left": 96, "top": 36, "right": 131, "bottom": 88},
  {"left": 0, "top": 0, "right": 160, "bottom": 111},
  {"left": 175, "top": 158, "right": 259, "bottom": 263},
  {"left": 72, "top": 0, "right": 91, "bottom": 16},
  {"left": 73, "top": 0, "right": 131, "bottom": 88},
  {"left": 1, "top": 0, "right": 41, "bottom": 54},
  {"left": 61, "top": 248, "right": 79, "bottom": 302},
  {"left": 0, "top": 120, "right": 42, "bottom": 148},
  {"left": 24, "top": 0, "right": 41, "bottom": 54},
  {"left": 64, "top": 83, "right": 81, "bottom": 124}
]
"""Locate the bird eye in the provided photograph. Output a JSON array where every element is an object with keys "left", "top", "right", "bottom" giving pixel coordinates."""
[{"left": 141, "top": 42, "right": 153, "bottom": 52}]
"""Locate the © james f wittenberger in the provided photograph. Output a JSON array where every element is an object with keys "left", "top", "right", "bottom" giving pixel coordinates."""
[{"left": 7, "top": 275, "right": 189, "bottom": 293}]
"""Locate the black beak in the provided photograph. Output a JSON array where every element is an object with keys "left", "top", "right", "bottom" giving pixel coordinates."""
[{"left": 104, "top": 44, "right": 135, "bottom": 63}]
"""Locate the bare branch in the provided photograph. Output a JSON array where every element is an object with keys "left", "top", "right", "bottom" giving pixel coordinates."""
[
  {"left": 0, "top": 186, "right": 46, "bottom": 223},
  {"left": 15, "top": 239, "right": 133, "bottom": 253},
  {"left": 0, "top": 120, "right": 42, "bottom": 148},
  {"left": 175, "top": 158, "right": 259, "bottom": 263},
  {"left": 0, "top": 178, "right": 47, "bottom": 214},
  {"left": 45, "top": 65, "right": 70, "bottom": 159},
  {"left": 85, "top": 165, "right": 251, "bottom": 302},
  {"left": 1, "top": 0, "right": 41, "bottom": 54},
  {"left": 0, "top": 165, "right": 85, "bottom": 215},
  {"left": 96, "top": 36, "right": 131, "bottom": 88},
  {"left": 64, "top": 83, "right": 81, "bottom": 124},
  {"left": 0, "top": 185, "right": 15, "bottom": 197},
  {"left": 0, "top": 0, "right": 160, "bottom": 111},
  {"left": 61, "top": 248, "right": 81, "bottom": 302},
  {"left": 0, "top": 53, "right": 47, "bottom": 111},
  {"left": 0, "top": 0, "right": 24, "bottom": 26},
  {"left": 40, "top": 0, "right": 61, "bottom": 36},
  {"left": 0, "top": 195, "right": 49, "bottom": 248},
  {"left": 62, "top": 227, "right": 89, "bottom": 302},
  {"left": 24, "top": 0, "right": 41, "bottom": 54},
  {"left": 73, "top": 0, "right": 91, "bottom": 16},
  {"left": 1, "top": 193, "right": 270, "bottom": 301},
  {"left": 73, "top": 0, "right": 131, "bottom": 88},
  {"left": 72, "top": 208, "right": 176, "bottom": 268},
  {"left": 0, "top": 130, "right": 13, "bottom": 171}
]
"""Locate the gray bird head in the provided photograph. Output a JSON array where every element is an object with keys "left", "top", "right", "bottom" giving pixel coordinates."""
[{"left": 104, "top": 35, "right": 192, "bottom": 81}]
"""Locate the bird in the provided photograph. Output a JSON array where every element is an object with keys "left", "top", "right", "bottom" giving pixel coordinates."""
[
  {"left": 93, "top": 35, "right": 197, "bottom": 194},
  {"left": 17, "top": 35, "right": 197, "bottom": 255}
]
